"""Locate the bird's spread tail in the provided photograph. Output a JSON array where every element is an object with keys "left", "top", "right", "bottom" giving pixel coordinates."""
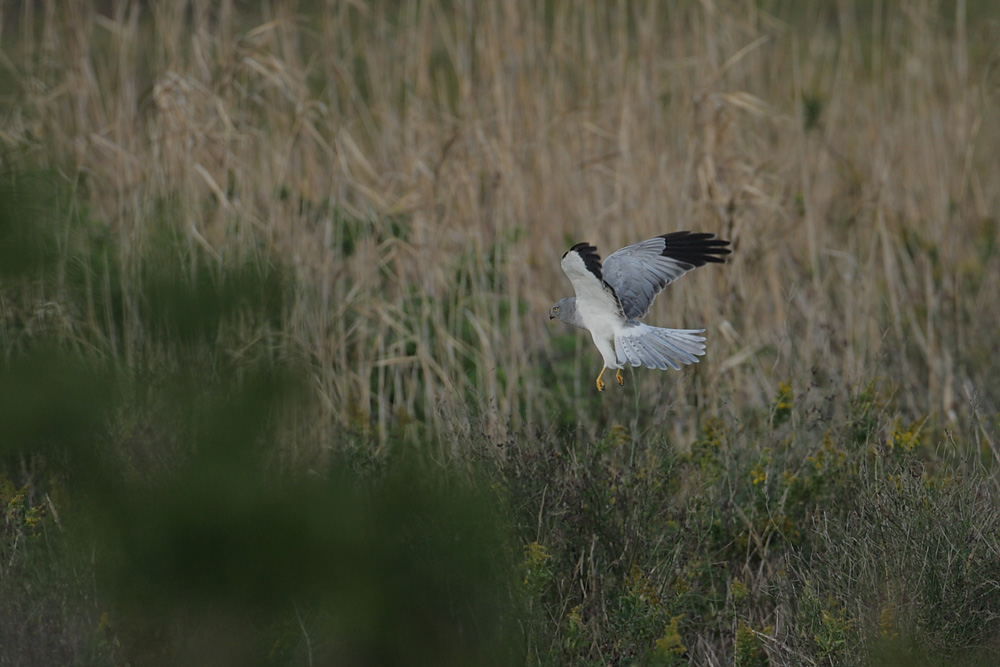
[{"left": 614, "top": 323, "right": 706, "bottom": 371}]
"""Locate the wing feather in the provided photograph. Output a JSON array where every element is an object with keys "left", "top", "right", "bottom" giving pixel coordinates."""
[
  {"left": 560, "top": 242, "right": 622, "bottom": 315},
  {"left": 602, "top": 231, "right": 731, "bottom": 320}
]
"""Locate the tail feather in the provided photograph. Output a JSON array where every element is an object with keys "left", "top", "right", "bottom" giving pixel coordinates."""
[
  {"left": 656, "top": 332, "right": 701, "bottom": 363},
  {"left": 619, "top": 336, "right": 646, "bottom": 368},
  {"left": 614, "top": 323, "right": 707, "bottom": 371},
  {"left": 643, "top": 336, "right": 678, "bottom": 371},
  {"left": 633, "top": 336, "right": 670, "bottom": 371}
]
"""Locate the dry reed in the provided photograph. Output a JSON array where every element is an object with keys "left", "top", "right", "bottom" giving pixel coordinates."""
[{"left": 2, "top": 0, "right": 997, "bottom": 455}]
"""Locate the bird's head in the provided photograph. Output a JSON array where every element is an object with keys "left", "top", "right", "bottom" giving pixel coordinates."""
[{"left": 549, "top": 298, "right": 576, "bottom": 324}]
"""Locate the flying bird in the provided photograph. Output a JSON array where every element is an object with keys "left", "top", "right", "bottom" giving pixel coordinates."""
[{"left": 549, "top": 231, "right": 731, "bottom": 391}]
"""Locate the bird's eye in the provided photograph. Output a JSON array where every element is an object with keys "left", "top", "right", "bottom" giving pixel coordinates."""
[{"left": 554, "top": 306, "right": 559, "bottom": 312}]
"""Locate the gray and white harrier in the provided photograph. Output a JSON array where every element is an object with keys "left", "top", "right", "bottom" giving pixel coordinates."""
[{"left": 549, "top": 231, "right": 731, "bottom": 391}]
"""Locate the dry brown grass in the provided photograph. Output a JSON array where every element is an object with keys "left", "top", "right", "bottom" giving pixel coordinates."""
[
  {"left": 4, "top": 3, "right": 1000, "bottom": 664},
  {"left": 3, "top": 1, "right": 999, "bottom": 452}
]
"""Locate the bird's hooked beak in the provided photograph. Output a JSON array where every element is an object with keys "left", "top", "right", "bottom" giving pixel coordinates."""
[{"left": 549, "top": 312, "right": 555, "bottom": 320}]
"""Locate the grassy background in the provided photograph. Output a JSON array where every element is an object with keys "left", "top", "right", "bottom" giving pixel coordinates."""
[{"left": 2, "top": 1, "right": 1000, "bottom": 665}]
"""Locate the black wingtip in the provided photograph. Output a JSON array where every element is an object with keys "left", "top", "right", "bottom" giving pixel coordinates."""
[
  {"left": 565, "top": 242, "right": 604, "bottom": 280},
  {"left": 657, "top": 231, "right": 732, "bottom": 266}
]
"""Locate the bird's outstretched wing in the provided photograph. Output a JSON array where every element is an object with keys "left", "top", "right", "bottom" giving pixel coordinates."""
[
  {"left": 602, "top": 231, "right": 731, "bottom": 320},
  {"left": 560, "top": 242, "right": 622, "bottom": 314}
]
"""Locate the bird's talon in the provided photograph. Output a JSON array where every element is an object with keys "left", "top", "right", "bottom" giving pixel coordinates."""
[
  {"left": 596, "top": 367, "right": 607, "bottom": 392},
  {"left": 616, "top": 369, "right": 624, "bottom": 386}
]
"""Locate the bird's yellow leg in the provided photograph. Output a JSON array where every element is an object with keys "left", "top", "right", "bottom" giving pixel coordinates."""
[
  {"left": 616, "top": 368, "right": 624, "bottom": 386},
  {"left": 595, "top": 367, "right": 607, "bottom": 392}
]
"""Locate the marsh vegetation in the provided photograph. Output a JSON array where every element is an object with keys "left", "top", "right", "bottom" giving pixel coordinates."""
[{"left": 2, "top": 1, "right": 1000, "bottom": 665}]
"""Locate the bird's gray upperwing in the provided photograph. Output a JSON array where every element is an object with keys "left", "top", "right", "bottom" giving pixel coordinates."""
[{"left": 602, "top": 231, "right": 731, "bottom": 320}]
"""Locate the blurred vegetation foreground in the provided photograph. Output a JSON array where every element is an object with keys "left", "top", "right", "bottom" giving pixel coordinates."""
[{"left": 2, "top": 2, "right": 1000, "bottom": 666}]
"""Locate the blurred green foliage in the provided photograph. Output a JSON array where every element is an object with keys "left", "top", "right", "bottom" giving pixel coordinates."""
[
  {"left": 0, "top": 172, "right": 60, "bottom": 279},
  {"left": 0, "top": 170, "right": 520, "bottom": 666}
]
